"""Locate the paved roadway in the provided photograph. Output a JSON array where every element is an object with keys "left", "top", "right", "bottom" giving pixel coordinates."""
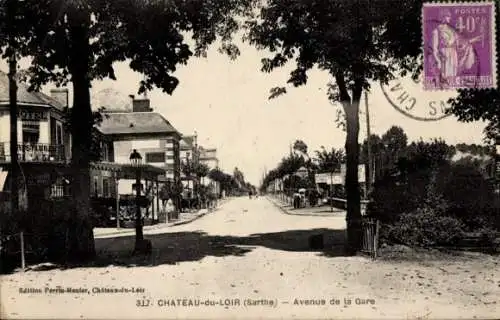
[{"left": 1, "top": 197, "right": 499, "bottom": 319}]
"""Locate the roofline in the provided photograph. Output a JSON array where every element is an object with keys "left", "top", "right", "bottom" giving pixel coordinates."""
[
  {"left": 96, "top": 131, "right": 182, "bottom": 140},
  {"left": 0, "top": 102, "right": 52, "bottom": 108},
  {"left": 101, "top": 111, "right": 152, "bottom": 114}
]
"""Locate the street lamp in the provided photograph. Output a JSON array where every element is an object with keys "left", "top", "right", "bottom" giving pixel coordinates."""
[{"left": 129, "top": 149, "right": 143, "bottom": 251}]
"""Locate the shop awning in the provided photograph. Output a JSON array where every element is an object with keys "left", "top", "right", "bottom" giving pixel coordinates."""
[{"left": 90, "top": 161, "right": 165, "bottom": 180}]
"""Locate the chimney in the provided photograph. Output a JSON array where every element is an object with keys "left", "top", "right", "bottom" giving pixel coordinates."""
[
  {"left": 50, "top": 88, "right": 69, "bottom": 108},
  {"left": 132, "top": 98, "right": 152, "bottom": 112}
]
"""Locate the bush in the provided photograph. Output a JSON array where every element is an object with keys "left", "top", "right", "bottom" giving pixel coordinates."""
[
  {"left": 437, "top": 163, "right": 496, "bottom": 219},
  {"left": 382, "top": 207, "right": 466, "bottom": 247},
  {"left": 368, "top": 175, "right": 426, "bottom": 223}
]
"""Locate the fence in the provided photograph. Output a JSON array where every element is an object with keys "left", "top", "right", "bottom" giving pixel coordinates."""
[
  {"left": 361, "top": 217, "right": 380, "bottom": 259},
  {"left": 270, "top": 193, "right": 381, "bottom": 258},
  {"left": 1, "top": 231, "right": 32, "bottom": 272},
  {"left": 1, "top": 229, "right": 71, "bottom": 273}
]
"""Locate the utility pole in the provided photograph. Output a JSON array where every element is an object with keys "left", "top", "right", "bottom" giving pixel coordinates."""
[
  {"left": 364, "top": 91, "right": 373, "bottom": 199},
  {"left": 193, "top": 131, "right": 199, "bottom": 209},
  {"left": 8, "top": 0, "right": 19, "bottom": 217}
]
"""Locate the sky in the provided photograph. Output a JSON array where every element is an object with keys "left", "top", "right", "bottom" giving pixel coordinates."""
[{"left": 0, "top": 40, "right": 487, "bottom": 186}]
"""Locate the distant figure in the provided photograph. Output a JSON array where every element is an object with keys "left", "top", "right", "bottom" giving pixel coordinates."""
[
  {"left": 309, "top": 190, "right": 318, "bottom": 207},
  {"left": 293, "top": 192, "right": 301, "bottom": 209},
  {"left": 249, "top": 191, "right": 252, "bottom": 199}
]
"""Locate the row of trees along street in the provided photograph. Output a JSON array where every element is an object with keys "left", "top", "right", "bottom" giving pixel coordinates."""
[
  {"left": 262, "top": 128, "right": 499, "bottom": 249},
  {"left": 0, "top": 0, "right": 499, "bottom": 262}
]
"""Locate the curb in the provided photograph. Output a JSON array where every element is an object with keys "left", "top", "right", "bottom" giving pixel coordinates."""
[
  {"left": 266, "top": 196, "right": 344, "bottom": 217},
  {"left": 167, "top": 198, "right": 231, "bottom": 226},
  {"left": 94, "top": 199, "right": 231, "bottom": 238},
  {"left": 266, "top": 196, "right": 295, "bottom": 216},
  {"left": 169, "top": 210, "right": 210, "bottom": 226}
]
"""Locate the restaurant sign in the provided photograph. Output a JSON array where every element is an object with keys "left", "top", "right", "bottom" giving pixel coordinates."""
[
  {"left": 0, "top": 109, "right": 49, "bottom": 121},
  {"left": 19, "top": 110, "right": 48, "bottom": 121}
]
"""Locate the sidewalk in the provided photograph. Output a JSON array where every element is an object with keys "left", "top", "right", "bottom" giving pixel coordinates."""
[
  {"left": 93, "top": 198, "right": 231, "bottom": 238},
  {"left": 266, "top": 195, "right": 346, "bottom": 217}
]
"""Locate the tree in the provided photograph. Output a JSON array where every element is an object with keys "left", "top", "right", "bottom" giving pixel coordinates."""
[
  {"left": 0, "top": 0, "right": 252, "bottom": 261},
  {"left": 382, "top": 126, "right": 408, "bottom": 156},
  {"left": 292, "top": 139, "right": 309, "bottom": 157},
  {"left": 209, "top": 167, "right": 242, "bottom": 196},
  {"left": 448, "top": 87, "right": 500, "bottom": 144},
  {"left": 314, "top": 146, "right": 344, "bottom": 173},
  {"left": 208, "top": 167, "right": 225, "bottom": 183},
  {"left": 181, "top": 159, "right": 209, "bottom": 180},
  {"left": 233, "top": 167, "right": 245, "bottom": 188},
  {"left": 195, "top": 163, "right": 210, "bottom": 180},
  {"left": 360, "top": 134, "right": 385, "bottom": 181},
  {"left": 244, "top": 0, "right": 422, "bottom": 254}
]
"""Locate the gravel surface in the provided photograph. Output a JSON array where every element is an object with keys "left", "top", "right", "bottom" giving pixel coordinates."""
[{"left": 1, "top": 196, "right": 499, "bottom": 319}]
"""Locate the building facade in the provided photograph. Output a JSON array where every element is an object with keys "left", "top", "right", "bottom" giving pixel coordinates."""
[
  {"left": 178, "top": 134, "right": 220, "bottom": 197},
  {"left": 0, "top": 71, "right": 73, "bottom": 207},
  {"left": 95, "top": 98, "right": 182, "bottom": 214},
  {"left": 0, "top": 72, "right": 174, "bottom": 223},
  {"left": 198, "top": 146, "right": 220, "bottom": 195}
]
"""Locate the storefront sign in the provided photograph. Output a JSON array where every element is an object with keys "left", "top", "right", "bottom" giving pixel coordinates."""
[
  {"left": 18, "top": 110, "right": 48, "bottom": 121},
  {"left": 314, "top": 173, "right": 344, "bottom": 185},
  {"left": 27, "top": 173, "right": 51, "bottom": 186},
  {"left": 315, "top": 173, "right": 330, "bottom": 184}
]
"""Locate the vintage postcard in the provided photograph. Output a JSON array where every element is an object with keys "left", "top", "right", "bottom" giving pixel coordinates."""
[{"left": 0, "top": 1, "right": 499, "bottom": 319}]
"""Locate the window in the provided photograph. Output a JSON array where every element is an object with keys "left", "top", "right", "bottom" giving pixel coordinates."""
[
  {"left": 22, "top": 121, "right": 40, "bottom": 144},
  {"left": 93, "top": 176, "right": 100, "bottom": 197},
  {"left": 50, "top": 177, "right": 68, "bottom": 198},
  {"left": 102, "top": 143, "right": 109, "bottom": 162},
  {"left": 102, "top": 177, "right": 111, "bottom": 197},
  {"left": 56, "top": 122, "right": 63, "bottom": 145},
  {"left": 145, "top": 152, "right": 165, "bottom": 163},
  {"left": 50, "top": 184, "right": 64, "bottom": 198}
]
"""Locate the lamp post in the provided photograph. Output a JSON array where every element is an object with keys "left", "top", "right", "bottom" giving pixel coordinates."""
[{"left": 129, "top": 149, "right": 143, "bottom": 249}]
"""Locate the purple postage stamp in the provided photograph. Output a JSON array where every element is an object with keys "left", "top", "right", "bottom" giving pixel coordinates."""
[{"left": 423, "top": 2, "right": 497, "bottom": 90}]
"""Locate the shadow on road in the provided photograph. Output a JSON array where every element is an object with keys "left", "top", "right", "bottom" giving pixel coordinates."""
[{"left": 26, "top": 228, "right": 347, "bottom": 271}]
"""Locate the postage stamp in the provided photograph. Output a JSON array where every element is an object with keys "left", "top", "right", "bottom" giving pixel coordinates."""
[{"left": 422, "top": 2, "right": 497, "bottom": 90}]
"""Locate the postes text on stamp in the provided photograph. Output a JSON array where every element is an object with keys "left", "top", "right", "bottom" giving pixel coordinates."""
[{"left": 422, "top": 2, "right": 496, "bottom": 90}]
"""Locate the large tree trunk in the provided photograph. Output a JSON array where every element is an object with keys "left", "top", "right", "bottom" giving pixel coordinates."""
[
  {"left": 66, "top": 9, "right": 95, "bottom": 262},
  {"left": 337, "top": 73, "right": 363, "bottom": 255},
  {"left": 343, "top": 99, "right": 362, "bottom": 255}
]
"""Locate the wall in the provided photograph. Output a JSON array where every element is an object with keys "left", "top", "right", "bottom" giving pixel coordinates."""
[
  {"left": 117, "top": 178, "right": 136, "bottom": 195},
  {"left": 0, "top": 113, "right": 50, "bottom": 144},
  {"left": 90, "top": 169, "right": 117, "bottom": 197},
  {"left": 113, "top": 138, "right": 165, "bottom": 164},
  {"left": 165, "top": 137, "right": 178, "bottom": 180},
  {"left": 0, "top": 119, "right": 26, "bottom": 143},
  {"left": 38, "top": 120, "right": 50, "bottom": 144},
  {"left": 0, "top": 114, "right": 9, "bottom": 142}
]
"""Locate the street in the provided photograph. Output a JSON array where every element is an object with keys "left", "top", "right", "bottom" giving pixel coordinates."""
[{"left": 1, "top": 197, "right": 499, "bottom": 319}]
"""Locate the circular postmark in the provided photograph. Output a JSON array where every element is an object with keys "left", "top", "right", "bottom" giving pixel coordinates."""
[{"left": 380, "top": 75, "right": 455, "bottom": 121}]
